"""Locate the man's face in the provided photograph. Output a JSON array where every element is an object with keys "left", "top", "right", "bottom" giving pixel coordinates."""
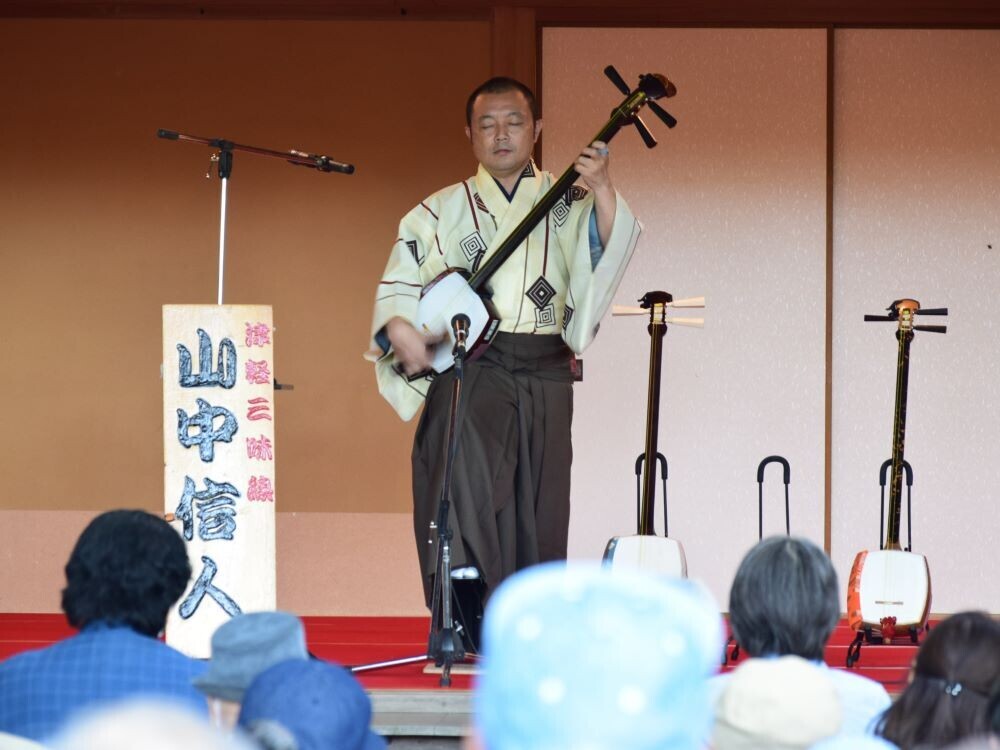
[{"left": 465, "top": 89, "right": 542, "bottom": 182}]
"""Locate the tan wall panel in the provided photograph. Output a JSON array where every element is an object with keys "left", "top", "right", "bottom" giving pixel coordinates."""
[
  {"left": 275, "top": 511, "right": 425, "bottom": 616},
  {"left": 831, "top": 29, "right": 1000, "bottom": 613},
  {"left": 543, "top": 28, "right": 828, "bottom": 608},
  {"left": 0, "top": 510, "right": 425, "bottom": 615},
  {"left": 0, "top": 19, "right": 490, "bottom": 514}
]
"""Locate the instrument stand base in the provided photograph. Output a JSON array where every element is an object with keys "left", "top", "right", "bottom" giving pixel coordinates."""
[{"left": 845, "top": 624, "right": 927, "bottom": 667}]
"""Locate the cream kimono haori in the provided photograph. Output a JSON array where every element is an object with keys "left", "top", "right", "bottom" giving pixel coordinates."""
[{"left": 370, "top": 160, "right": 641, "bottom": 419}]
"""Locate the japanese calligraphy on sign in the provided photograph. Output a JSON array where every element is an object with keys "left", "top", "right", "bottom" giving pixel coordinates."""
[{"left": 163, "top": 305, "right": 277, "bottom": 658}]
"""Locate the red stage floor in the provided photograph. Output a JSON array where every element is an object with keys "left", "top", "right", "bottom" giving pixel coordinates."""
[{"left": 0, "top": 614, "right": 919, "bottom": 693}]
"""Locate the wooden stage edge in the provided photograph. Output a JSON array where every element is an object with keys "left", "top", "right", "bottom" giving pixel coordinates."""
[{"left": 0, "top": 612, "right": 946, "bottom": 697}]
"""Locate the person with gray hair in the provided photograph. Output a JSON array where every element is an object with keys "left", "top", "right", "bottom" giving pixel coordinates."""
[{"left": 712, "top": 536, "right": 891, "bottom": 737}]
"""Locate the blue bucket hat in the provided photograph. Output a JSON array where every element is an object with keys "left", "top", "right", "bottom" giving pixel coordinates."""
[
  {"left": 238, "top": 659, "right": 386, "bottom": 750},
  {"left": 475, "top": 562, "right": 724, "bottom": 750},
  {"left": 193, "top": 611, "right": 308, "bottom": 702}
]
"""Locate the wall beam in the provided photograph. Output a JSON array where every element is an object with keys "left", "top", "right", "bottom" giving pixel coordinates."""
[{"left": 2, "top": 1, "right": 998, "bottom": 26}]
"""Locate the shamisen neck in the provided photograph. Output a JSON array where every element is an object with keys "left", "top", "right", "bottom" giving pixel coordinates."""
[{"left": 885, "top": 298, "right": 918, "bottom": 550}]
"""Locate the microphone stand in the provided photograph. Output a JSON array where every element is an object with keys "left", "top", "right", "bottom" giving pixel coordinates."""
[
  {"left": 156, "top": 129, "right": 354, "bottom": 304},
  {"left": 427, "top": 313, "right": 471, "bottom": 686},
  {"left": 349, "top": 314, "right": 472, "bottom": 687}
]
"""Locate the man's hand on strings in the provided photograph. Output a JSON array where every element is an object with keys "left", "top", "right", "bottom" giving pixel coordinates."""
[
  {"left": 386, "top": 317, "right": 441, "bottom": 375},
  {"left": 576, "top": 140, "right": 617, "bottom": 247},
  {"left": 575, "top": 140, "right": 614, "bottom": 194}
]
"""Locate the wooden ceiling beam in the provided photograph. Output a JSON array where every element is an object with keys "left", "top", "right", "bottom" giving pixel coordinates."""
[
  {"left": 0, "top": 0, "right": 997, "bottom": 26},
  {"left": 491, "top": 6, "right": 537, "bottom": 85},
  {"left": 0, "top": 1, "right": 493, "bottom": 21},
  {"left": 532, "top": 2, "right": 1000, "bottom": 28}
]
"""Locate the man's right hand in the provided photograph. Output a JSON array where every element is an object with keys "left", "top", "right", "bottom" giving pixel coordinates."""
[{"left": 386, "top": 317, "right": 441, "bottom": 376}]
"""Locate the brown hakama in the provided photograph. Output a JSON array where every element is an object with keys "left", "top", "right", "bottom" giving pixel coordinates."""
[{"left": 411, "top": 332, "right": 575, "bottom": 605}]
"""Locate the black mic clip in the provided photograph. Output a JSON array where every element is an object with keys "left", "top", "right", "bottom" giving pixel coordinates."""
[{"left": 288, "top": 149, "right": 355, "bottom": 175}]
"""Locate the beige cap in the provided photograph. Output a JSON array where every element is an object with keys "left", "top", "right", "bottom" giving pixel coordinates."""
[{"left": 712, "top": 655, "right": 842, "bottom": 750}]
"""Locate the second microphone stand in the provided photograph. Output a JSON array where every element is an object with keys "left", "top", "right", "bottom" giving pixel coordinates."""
[{"left": 156, "top": 128, "right": 354, "bottom": 304}]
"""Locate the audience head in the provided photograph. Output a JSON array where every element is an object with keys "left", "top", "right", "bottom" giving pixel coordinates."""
[
  {"left": 712, "top": 655, "right": 841, "bottom": 749},
  {"left": 877, "top": 611, "right": 1000, "bottom": 749},
  {"left": 474, "top": 562, "right": 724, "bottom": 750},
  {"left": 728, "top": 536, "right": 839, "bottom": 661},
  {"left": 194, "top": 611, "right": 309, "bottom": 727},
  {"left": 940, "top": 738, "right": 1000, "bottom": 750},
  {"left": 61, "top": 509, "right": 191, "bottom": 637},
  {"left": 237, "top": 659, "right": 385, "bottom": 750},
  {"left": 49, "top": 699, "right": 255, "bottom": 750}
]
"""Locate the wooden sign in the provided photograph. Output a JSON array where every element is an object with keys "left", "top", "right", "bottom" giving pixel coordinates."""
[{"left": 162, "top": 305, "right": 277, "bottom": 658}]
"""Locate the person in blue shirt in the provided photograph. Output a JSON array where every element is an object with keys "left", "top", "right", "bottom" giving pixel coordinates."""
[{"left": 0, "top": 509, "right": 208, "bottom": 741}]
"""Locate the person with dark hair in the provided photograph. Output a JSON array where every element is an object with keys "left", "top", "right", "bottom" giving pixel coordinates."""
[
  {"left": 943, "top": 678, "right": 1000, "bottom": 750},
  {"left": 876, "top": 611, "right": 1000, "bottom": 749},
  {"left": 368, "top": 75, "right": 641, "bottom": 651},
  {"left": 712, "top": 536, "right": 891, "bottom": 737},
  {"left": 0, "top": 510, "right": 207, "bottom": 741}
]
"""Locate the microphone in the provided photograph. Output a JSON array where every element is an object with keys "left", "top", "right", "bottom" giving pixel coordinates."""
[{"left": 451, "top": 314, "right": 471, "bottom": 358}]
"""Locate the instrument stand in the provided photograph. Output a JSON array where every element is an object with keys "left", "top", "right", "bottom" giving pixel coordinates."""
[
  {"left": 845, "top": 299, "right": 947, "bottom": 668},
  {"left": 604, "top": 291, "right": 703, "bottom": 578},
  {"left": 349, "top": 316, "right": 473, "bottom": 687},
  {"left": 757, "top": 455, "right": 791, "bottom": 541},
  {"left": 633, "top": 452, "right": 668, "bottom": 535},
  {"left": 879, "top": 458, "right": 914, "bottom": 552},
  {"left": 847, "top": 459, "right": 920, "bottom": 668}
]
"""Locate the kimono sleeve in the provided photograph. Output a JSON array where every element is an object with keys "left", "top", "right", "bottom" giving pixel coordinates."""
[
  {"left": 560, "top": 192, "right": 641, "bottom": 353},
  {"left": 367, "top": 205, "right": 439, "bottom": 421},
  {"left": 369, "top": 208, "right": 439, "bottom": 350}
]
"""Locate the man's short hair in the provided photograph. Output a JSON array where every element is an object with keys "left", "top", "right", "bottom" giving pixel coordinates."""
[
  {"left": 61, "top": 509, "right": 191, "bottom": 637},
  {"left": 465, "top": 77, "right": 539, "bottom": 126},
  {"left": 728, "top": 536, "right": 840, "bottom": 662}
]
